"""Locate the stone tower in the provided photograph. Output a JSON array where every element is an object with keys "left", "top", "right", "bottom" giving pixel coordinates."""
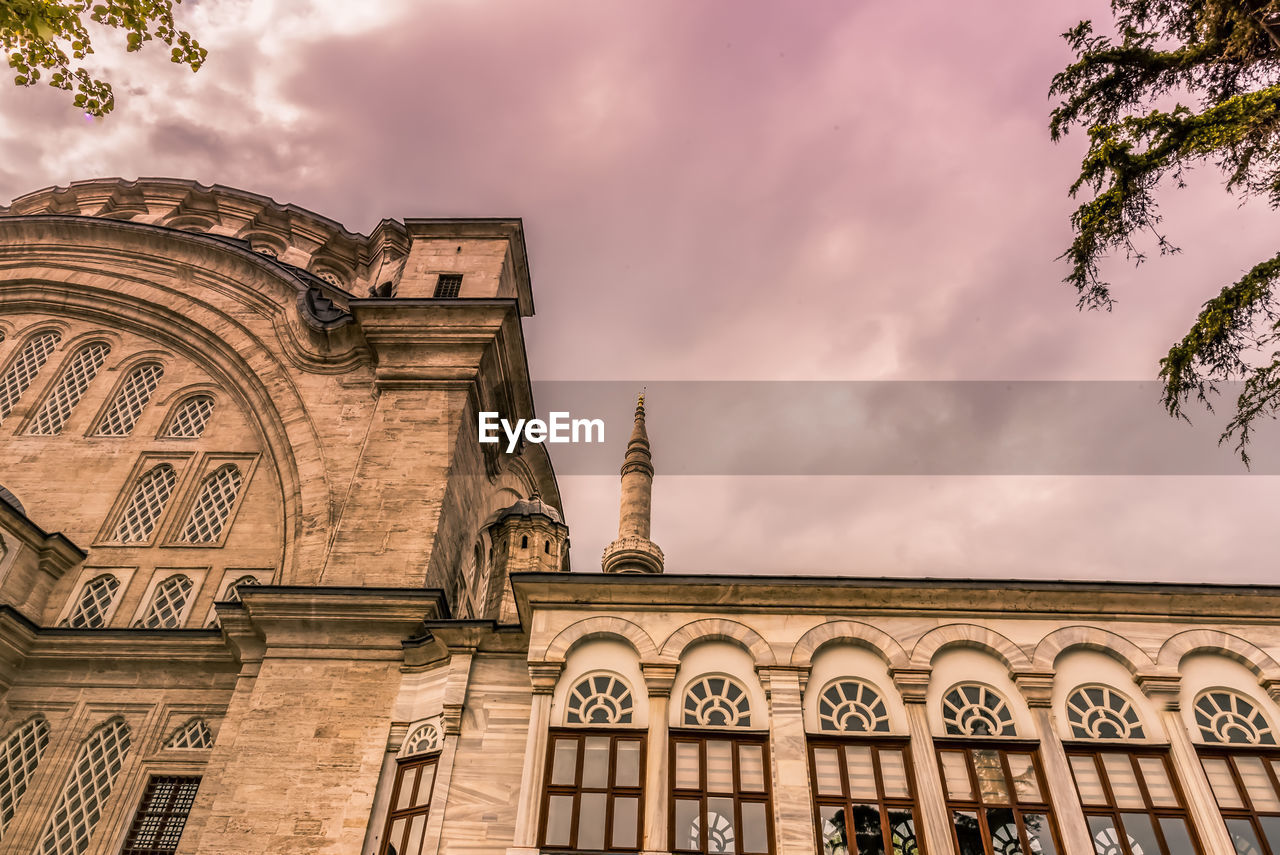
[
  {"left": 601, "top": 393, "right": 664, "bottom": 573},
  {"left": 482, "top": 494, "right": 569, "bottom": 621}
]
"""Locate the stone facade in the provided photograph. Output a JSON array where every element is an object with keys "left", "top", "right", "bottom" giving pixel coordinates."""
[{"left": 0, "top": 178, "right": 1278, "bottom": 855}]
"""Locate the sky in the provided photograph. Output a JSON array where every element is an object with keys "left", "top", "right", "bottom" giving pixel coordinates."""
[{"left": 2, "top": 0, "right": 1278, "bottom": 582}]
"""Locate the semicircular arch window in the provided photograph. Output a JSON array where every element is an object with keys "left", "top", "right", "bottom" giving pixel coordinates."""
[
  {"left": 941, "top": 683, "right": 1017, "bottom": 737},
  {"left": 565, "top": 672, "right": 635, "bottom": 726},
  {"left": 1194, "top": 690, "right": 1277, "bottom": 745},
  {"left": 0, "top": 331, "right": 61, "bottom": 424},
  {"left": 164, "top": 395, "right": 215, "bottom": 438},
  {"left": 682, "top": 674, "right": 752, "bottom": 728},
  {"left": 401, "top": 722, "right": 442, "bottom": 757},
  {"left": 28, "top": 341, "right": 110, "bottom": 435},
  {"left": 1065, "top": 685, "right": 1146, "bottom": 740},
  {"left": 817, "top": 678, "right": 891, "bottom": 733}
]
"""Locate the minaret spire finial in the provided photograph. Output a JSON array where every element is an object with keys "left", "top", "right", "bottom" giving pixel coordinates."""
[{"left": 602, "top": 391, "right": 664, "bottom": 574}]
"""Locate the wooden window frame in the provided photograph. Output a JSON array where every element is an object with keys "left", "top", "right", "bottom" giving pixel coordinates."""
[
  {"left": 668, "top": 728, "right": 775, "bottom": 855},
  {"left": 1065, "top": 745, "right": 1201, "bottom": 855},
  {"left": 379, "top": 752, "right": 439, "bottom": 855},
  {"left": 120, "top": 774, "right": 202, "bottom": 855},
  {"left": 934, "top": 738, "right": 1062, "bottom": 855},
  {"left": 539, "top": 728, "right": 647, "bottom": 853},
  {"left": 807, "top": 733, "right": 924, "bottom": 855},
  {"left": 1197, "top": 744, "right": 1280, "bottom": 855}
]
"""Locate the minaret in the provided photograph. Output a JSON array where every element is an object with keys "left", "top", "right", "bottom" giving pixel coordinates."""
[{"left": 602, "top": 393, "right": 664, "bottom": 573}]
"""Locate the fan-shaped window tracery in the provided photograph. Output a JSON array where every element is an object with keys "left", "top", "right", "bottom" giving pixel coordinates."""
[
  {"left": 942, "top": 683, "right": 1017, "bottom": 737},
  {"left": 1066, "top": 685, "right": 1146, "bottom": 740},
  {"left": 402, "top": 723, "right": 442, "bottom": 757},
  {"left": 566, "top": 673, "right": 635, "bottom": 726},
  {"left": 28, "top": 342, "right": 109, "bottom": 435},
  {"left": 95, "top": 363, "right": 163, "bottom": 436},
  {"left": 817, "top": 679, "right": 891, "bottom": 733},
  {"left": 0, "top": 331, "right": 60, "bottom": 423},
  {"left": 683, "top": 675, "right": 752, "bottom": 729},
  {"left": 1195, "top": 690, "right": 1276, "bottom": 745}
]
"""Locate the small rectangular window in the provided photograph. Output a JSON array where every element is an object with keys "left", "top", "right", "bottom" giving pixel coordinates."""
[
  {"left": 120, "top": 775, "right": 202, "bottom": 855},
  {"left": 433, "top": 273, "right": 463, "bottom": 299}
]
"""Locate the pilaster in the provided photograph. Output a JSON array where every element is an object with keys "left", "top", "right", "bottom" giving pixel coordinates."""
[
  {"left": 508, "top": 661, "right": 562, "bottom": 855},
  {"left": 763, "top": 667, "right": 818, "bottom": 855},
  {"left": 642, "top": 662, "right": 677, "bottom": 855},
  {"left": 891, "top": 667, "right": 956, "bottom": 855}
]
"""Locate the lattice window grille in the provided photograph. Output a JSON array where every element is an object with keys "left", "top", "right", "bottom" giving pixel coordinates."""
[
  {"left": 566, "top": 673, "right": 635, "bottom": 725},
  {"left": 181, "top": 465, "right": 243, "bottom": 543},
  {"left": 61, "top": 574, "right": 121, "bottom": 629},
  {"left": 941, "top": 683, "right": 1017, "bottom": 737},
  {"left": 165, "top": 396, "right": 214, "bottom": 438},
  {"left": 113, "top": 465, "right": 177, "bottom": 543},
  {"left": 120, "top": 775, "right": 200, "bottom": 855},
  {"left": 205, "top": 575, "right": 261, "bottom": 627},
  {"left": 136, "top": 575, "right": 194, "bottom": 629},
  {"left": 1195, "top": 690, "right": 1277, "bottom": 745},
  {"left": 95, "top": 363, "right": 163, "bottom": 436},
  {"left": 28, "top": 343, "right": 110, "bottom": 435},
  {"left": 35, "top": 718, "right": 130, "bottom": 855},
  {"left": 0, "top": 716, "right": 50, "bottom": 840},
  {"left": 1065, "top": 685, "right": 1146, "bottom": 740},
  {"left": 401, "top": 722, "right": 442, "bottom": 757},
  {"left": 0, "top": 332, "right": 61, "bottom": 423},
  {"left": 433, "top": 273, "right": 462, "bottom": 298},
  {"left": 817, "top": 679, "right": 891, "bottom": 733},
  {"left": 682, "top": 675, "right": 752, "bottom": 728},
  {"left": 164, "top": 719, "right": 212, "bottom": 750}
]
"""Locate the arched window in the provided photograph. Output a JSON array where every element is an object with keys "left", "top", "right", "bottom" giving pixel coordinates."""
[
  {"left": 941, "top": 683, "right": 1017, "bottom": 737},
  {"left": 94, "top": 363, "right": 163, "bottom": 436},
  {"left": 0, "top": 716, "right": 50, "bottom": 840},
  {"left": 0, "top": 330, "right": 61, "bottom": 424},
  {"left": 61, "top": 574, "right": 121, "bottom": 629},
  {"left": 566, "top": 673, "right": 635, "bottom": 726},
  {"left": 180, "top": 465, "right": 243, "bottom": 543},
  {"left": 35, "top": 717, "right": 130, "bottom": 855},
  {"left": 164, "top": 719, "right": 212, "bottom": 750},
  {"left": 136, "top": 575, "right": 194, "bottom": 629},
  {"left": 817, "top": 679, "right": 891, "bottom": 733},
  {"left": 164, "top": 395, "right": 214, "bottom": 438},
  {"left": 1065, "top": 685, "right": 1145, "bottom": 740},
  {"left": 28, "top": 342, "right": 110, "bottom": 435},
  {"left": 113, "top": 464, "right": 177, "bottom": 543},
  {"left": 402, "top": 722, "right": 442, "bottom": 757},
  {"left": 683, "top": 675, "right": 753, "bottom": 728},
  {"left": 1195, "top": 690, "right": 1276, "bottom": 745},
  {"left": 220, "top": 574, "right": 261, "bottom": 602}
]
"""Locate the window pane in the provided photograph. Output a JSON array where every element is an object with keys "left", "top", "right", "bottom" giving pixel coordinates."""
[
  {"left": 1227, "top": 818, "right": 1264, "bottom": 855},
  {"left": 1203, "top": 757, "right": 1246, "bottom": 808},
  {"left": 1006, "top": 753, "right": 1042, "bottom": 802},
  {"left": 821, "top": 805, "right": 850, "bottom": 855},
  {"left": 1070, "top": 756, "right": 1107, "bottom": 805},
  {"left": 739, "top": 743, "right": 766, "bottom": 792},
  {"left": 1136, "top": 757, "right": 1177, "bottom": 808},
  {"left": 953, "top": 810, "right": 985, "bottom": 855},
  {"left": 741, "top": 800, "right": 770, "bottom": 853},
  {"left": 403, "top": 813, "right": 426, "bottom": 855},
  {"left": 544, "top": 794, "right": 574, "bottom": 846},
  {"left": 578, "top": 792, "right": 607, "bottom": 850},
  {"left": 707, "top": 741, "right": 734, "bottom": 792},
  {"left": 847, "top": 745, "right": 878, "bottom": 799},
  {"left": 1236, "top": 756, "right": 1280, "bottom": 811},
  {"left": 1088, "top": 815, "right": 1119, "bottom": 855},
  {"left": 674, "top": 798, "right": 701, "bottom": 851},
  {"left": 851, "top": 803, "right": 885, "bottom": 855},
  {"left": 942, "top": 752, "right": 974, "bottom": 801},
  {"left": 986, "top": 807, "right": 1024, "bottom": 854},
  {"left": 1023, "top": 812, "right": 1057, "bottom": 855},
  {"left": 395, "top": 768, "right": 418, "bottom": 811},
  {"left": 814, "top": 747, "right": 843, "bottom": 795},
  {"left": 414, "top": 764, "right": 435, "bottom": 808},
  {"left": 612, "top": 796, "right": 639, "bottom": 848},
  {"left": 706, "top": 796, "right": 737, "bottom": 854},
  {"left": 879, "top": 749, "right": 910, "bottom": 799},
  {"left": 387, "top": 817, "right": 407, "bottom": 853},
  {"left": 1101, "top": 753, "right": 1144, "bottom": 808},
  {"left": 676, "top": 742, "right": 701, "bottom": 789},
  {"left": 1259, "top": 816, "right": 1280, "bottom": 851},
  {"left": 551, "top": 738, "right": 578, "bottom": 787},
  {"left": 1119, "top": 812, "right": 1161, "bottom": 855},
  {"left": 974, "top": 750, "right": 1010, "bottom": 804},
  {"left": 1157, "top": 817, "right": 1196, "bottom": 855},
  {"left": 887, "top": 809, "right": 919, "bottom": 855},
  {"left": 582, "top": 737, "right": 610, "bottom": 789},
  {"left": 616, "top": 739, "right": 641, "bottom": 788}
]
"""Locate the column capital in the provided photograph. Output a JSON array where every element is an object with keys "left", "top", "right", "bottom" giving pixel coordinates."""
[
  {"left": 1013, "top": 671, "right": 1056, "bottom": 708},
  {"left": 890, "top": 667, "right": 932, "bottom": 704},
  {"left": 1136, "top": 673, "right": 1182, "bottom": 710},
  {"left": 528, "top": 661, "right": 564, "bottom": 694},
  {"left": 641, "top": 662, "right": 679, "bottom": 697},
  {"left": 386, "top": 722, "right": 410, "bottom": 752}
]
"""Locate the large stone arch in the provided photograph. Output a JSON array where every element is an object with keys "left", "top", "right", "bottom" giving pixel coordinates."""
[
  {"left": 1032, "top": 625, "right": 1156, "bottom": 676},
  {"left": 540, "top": 616, "right": 659, "bottom": 663},
  {"left": 1158, "top": 629, "right": 1280, "bottom": 680},
  {"left": 659, "top": 618, "right": 776, "bottom": 666},
  {"left": 910, "top": 623, "right": 1032, "bottom": 671},
  {"left": 791, "top": 620, "right": 909, "bottom": 669},
  {"left": 0, "top": 216, "right": 357, "bottom": 582}
]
